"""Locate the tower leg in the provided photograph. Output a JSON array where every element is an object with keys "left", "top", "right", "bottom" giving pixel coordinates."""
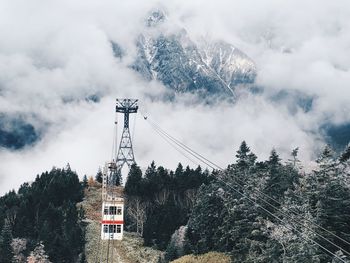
[{"left": 115, "top": 127, "right": 135, "bottom": 184}]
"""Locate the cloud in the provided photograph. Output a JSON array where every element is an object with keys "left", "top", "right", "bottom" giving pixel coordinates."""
[{"left": 0, "top": 0, "right": 349, "bottom": 194}]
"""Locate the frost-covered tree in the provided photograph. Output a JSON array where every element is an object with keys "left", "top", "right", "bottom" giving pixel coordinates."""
[
  {"left": 165, "top": 226, "right": 188, "bottom": 261},
  {"left": 187, "top": 182, "right": 226, "bottom": 254},
  {"left": 235, "top": 141, "right": 257, "bottom": 171},
  {"left": 11, "top": 238, "right": 27, "bottom": 263},
  {"left": 339, "top": 145, "right": 350, "bottom": 163},
  {"left": 302, "top": 146, "right": 350, "bottom": 262},
  {"left": 332, "top": 250, "right": 350, "bottom": 263},
  {"left": 263, "top": 149, "right": 300, "bottom": 210},
  {"left": 27, "top": 242, "right": 51, "bottom": 263}
]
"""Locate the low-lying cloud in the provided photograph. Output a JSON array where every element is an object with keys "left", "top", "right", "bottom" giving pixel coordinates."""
[{"left": 0, "top": 0, "right": 349, "bottom": 194}]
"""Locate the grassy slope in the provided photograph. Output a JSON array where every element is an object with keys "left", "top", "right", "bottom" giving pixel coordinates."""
[
  {"left": 171, "top": 252, "right": 231, "bottom": 263},
  {"left": 80, "top": 185, "right": 163, "bottom": 263}
]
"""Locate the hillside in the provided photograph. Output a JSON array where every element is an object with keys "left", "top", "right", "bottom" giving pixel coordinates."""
[
  {"left": 1, "top": 143, "right": 350, "bottom": 262},
  {"left": 81, "top": 184, "right": 164, "bottom": 263},
  {"left": 170, "top": 252, "right": 230, "bottom": 263}
]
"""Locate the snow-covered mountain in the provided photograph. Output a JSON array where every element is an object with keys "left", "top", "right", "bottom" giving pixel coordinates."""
[{"left": 129, "top": 10, "right": 257, "bottom": 97}]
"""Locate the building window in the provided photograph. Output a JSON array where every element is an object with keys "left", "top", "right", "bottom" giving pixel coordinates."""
[
  {"left": 104, "top": 206, "right": 109, "bottom": 215},
  {"left": 109, "top": 206, "right": 117, "bottom": 215},
  {"left": 103, "top": 225, "right": 108, "bottom": 233},
  {"left": 117, "top": 206, "right": 122, "bottom": 215},
  {"left": 116, "top": 225, "right": 121, "bottom": 233},
  {"left": 109, "top": 225, "right": 116, "bottom": 233}
]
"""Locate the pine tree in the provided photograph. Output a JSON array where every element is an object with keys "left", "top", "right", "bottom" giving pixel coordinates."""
[
  {"left": 288, "top": 147, "right": 301, "bottom": 169},
  {"left": 82, "top": 175, "right": 88, "bottom": 188},
  {"left": 264, "top": 149, "right": 298, "bottom": 207},
  {"left": 0, "top": 165, "right": 85, "bottom": 263},
  {"left": 226, "top": 141, "right": 257, "bottom": 193},
  {"left": 272, "top": 185, "right": 320, "bottom": 263},
  {"left": 27, "top": 242, "right": 51, "bottom": 263},
  {"left": 143, "top": 161, "right": 158, "bottom": 198},
  {"left": 186, "top": 183, "right": 226, "bottom": 254},
  {"left": 303, "top": 146, "right": 350, "bottom": 262},
  {"left": 0, "top": 220, "right": 14, "bottom": 263},
  {"left": 339, "top": 145, "right": 350, "bottom": 163},
  {"left": 268, "top": 149, "right": 281, "bottom": 167},
  {"left": 316, "top": 145, "right": 335, "bottom": 174},
  {"left": 95, "top": 167, "right": 103, "bottom": 183},
  {"left": 175, "top": 163, "right": 184, "bottom": 178},
  {"left": 235, "top": 141, "right": 257, "bottom": 170},
  {"left": 125, "top": 164, "right": 143, "bottom": 196}
]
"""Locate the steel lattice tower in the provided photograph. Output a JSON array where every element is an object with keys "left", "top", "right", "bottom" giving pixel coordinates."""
[{"left": 115, "top": 99, "right": 138, "bottom": 181}]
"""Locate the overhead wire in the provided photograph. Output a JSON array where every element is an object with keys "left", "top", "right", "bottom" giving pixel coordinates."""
[
  {"left": 150, "top": 120, "right": 350, "bottom": 257},
  {"left": 111, "top": 113, "right": 117, "bottom": 161},
  {"left": 144, "top": 113, "right": 350, "bottom": 253},
  {"left": 148, "top": 121, "right": 216, "bottom": 169},
  {"left": 216, "top": 175, "right": 348, "bottom": 263},
  {"left": 149, "top": 119, "right": 223, "bottom": 170},
  {"left": 151, "top": 124, "right": 201, "bottom": 166},
  {"left": 141, "top": 111, "right": 350, "bottom": 262}
]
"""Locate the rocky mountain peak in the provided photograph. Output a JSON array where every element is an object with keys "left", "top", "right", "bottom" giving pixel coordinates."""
[{"left": 146, "top": 10, "right": 166, "bottom": 27}]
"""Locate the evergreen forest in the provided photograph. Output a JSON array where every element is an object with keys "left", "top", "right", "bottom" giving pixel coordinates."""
[
  {"left": 124, "top": 142, "right": 350, "bottom": 263},
  {"left": 0, "top": 165, "right": 85, "bottom": 263},
  {"left": 1, "top": 142, "right": 350, "bottom": 262}
]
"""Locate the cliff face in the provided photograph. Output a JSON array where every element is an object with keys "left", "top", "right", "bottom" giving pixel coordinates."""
[{"left": 128, "top": 10, "right": 257, "bottom": 97}]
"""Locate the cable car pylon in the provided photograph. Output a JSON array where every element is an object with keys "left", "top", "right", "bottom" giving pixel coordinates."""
[{"left": 99, "top": 98, "right": 138, "bottom": 262}]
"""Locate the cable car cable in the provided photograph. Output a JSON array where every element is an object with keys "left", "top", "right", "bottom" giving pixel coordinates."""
[
  {"left": 142, "top": 113, "right": 350, "bottom": 260},
  {"left": 149, "top": 122, "right": 217, "bottom": 169},
  {"left": 151, "top": 125, "right": 201, "bottom": 166},
  {"left": 149, "top": 119, "right": 222, "bottom": 170},
  {"left": 144, "top": 113, "right": 350, "bottom": 250},
  {"left": 214, "top": 171, "right": 348, "bottom": 263}
]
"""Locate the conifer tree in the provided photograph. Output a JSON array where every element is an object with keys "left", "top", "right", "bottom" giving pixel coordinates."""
[
  {"left": 264, "top": 149, "right": 298, "bottom": 207},
  {"left": 288, "top": 147, "right": 301, "bottom": 169},
  {"left": 186, "top": 183, "right": 226, "bottom": 254},
  {"left": 95, "top": 167, "right": 103, "bottom": 183},
  {"left": 0, "top": 220, "right": 14, "bottom": 263},
  {"left": 316, "top": 145, "right": 336, "bottom": 175},
  {"left": 125, "top": 164, "right": 143, "bottom": 196},
  {"left": 82, "top": 175, "right": 88, "bottom": 188},
  {"left": 143, "top": 161, "right": 158, "bottom": 197},
  {"left": 175, "top": 163, "right": 184, "bottom": 177},
  {"left": 339, "top": 145, "right": 350, "bottom": 163},
  {"left": 27, "top": 242, "right": 51, "bottom": 263},
  {"left": 235, "top": 141, "right": 257, "bottom": 170}
]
